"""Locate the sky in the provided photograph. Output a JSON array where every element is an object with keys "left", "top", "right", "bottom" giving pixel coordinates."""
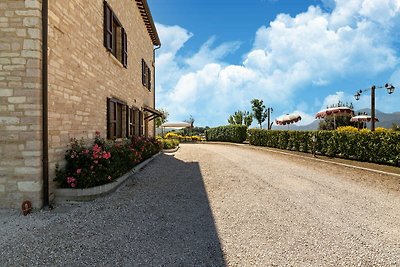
[{"left": 147, "top": 0, "right": 400, "bottom": 127}]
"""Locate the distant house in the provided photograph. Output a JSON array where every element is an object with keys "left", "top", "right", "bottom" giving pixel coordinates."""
[{"left": 0, "top": 0, "right": 161, "bottom": 208}]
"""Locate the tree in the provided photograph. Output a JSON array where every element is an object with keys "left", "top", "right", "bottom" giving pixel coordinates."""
[
  {"left": 228, "top": 111, "right": 244, "bottom": 125},
  {"left": 155, "top": 108, "right": 169, "bottom": 128},
  {"left": 243, "top": 111, "right": 253, "bottom": 127},
  {"left": 251, "top": 99, "right": 268, "bottom": 129},
  {"left": 183, "top": 115, "right": 195, "bottom": 135},
  {"left": 228, "top": 110, "right": 253, "bottom": 127}
]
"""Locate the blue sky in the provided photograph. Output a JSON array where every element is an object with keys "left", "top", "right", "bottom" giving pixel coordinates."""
[{"left": 147, "top": 0, "right": 400, "bottom": 127}]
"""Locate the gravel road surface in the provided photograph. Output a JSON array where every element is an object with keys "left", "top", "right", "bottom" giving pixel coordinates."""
[{"left": 1, "top": 143, "right": 400, "bottom": 266}]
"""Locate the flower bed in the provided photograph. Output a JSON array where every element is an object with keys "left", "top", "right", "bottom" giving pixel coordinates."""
[{"left": 55, "top": 132, "right": 162, "bottom": 189}]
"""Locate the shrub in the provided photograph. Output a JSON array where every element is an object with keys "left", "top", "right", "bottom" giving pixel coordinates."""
[
  {"left": 160, "top": 138, "right": 179, "bottom": 149},
  {"left": 248, "top": 129, "right": 400, "bottom": 166},
  {"left": 191, "top": 135, "right": 202, "bottom": 141},
  {"left": 55, "top": 132, "right": 161, "bottom": 189},
  {"left": 336, "top": 126, "right": 358, "bottom": 132},
  {"left": 131, "top": 135, "right": 162, "bottom": 160},
  {"left": 205, "top": 125, "right": 247, "bottom": 143},
  {"left": 165, "top": 132, "right": 183, "bottom": 139}
]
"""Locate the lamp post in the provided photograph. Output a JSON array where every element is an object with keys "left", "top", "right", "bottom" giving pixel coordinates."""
[
  {"left": 354, "top": 83, "right": 395, "bottom": 131},
  {"left": 267, "top": 107, "right": 273, "bottom": 130}
]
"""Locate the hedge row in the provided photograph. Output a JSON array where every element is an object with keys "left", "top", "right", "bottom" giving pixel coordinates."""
[
  {"left": 248, "top": 129, "right": 400, "bottom": 165},
  {"left": 205, "top": 125, "right": 248, "bottom": 143}
]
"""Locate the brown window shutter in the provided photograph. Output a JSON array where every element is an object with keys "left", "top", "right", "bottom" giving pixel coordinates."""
[
  {"left": 104, "top": 1, "right": 113, "bottom": 51},
  {"left": 134, "top": 109, "right": 139, "bottom": 136},
  {"left": 122, "top": 28, "right": 128, "bottom": 68},
  {"left": 107, "top": 98, "right": 113, "bottom": 139},
  {"left": 138, "top": 111, "right": 144, "bottom": 136},
  {"left": 147, "top": 67, "right": 151, "bottom": 90},
  {"left": 126, "top": 105, "right": 130, "bottom": 137},
  {"left": 142, "top": 59, "right": 146, "bottom": 87}
]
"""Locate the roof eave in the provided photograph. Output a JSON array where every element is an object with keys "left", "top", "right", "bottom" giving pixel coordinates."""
[{"left": 135, "top": 0, "right": 161, "bottom": 46}]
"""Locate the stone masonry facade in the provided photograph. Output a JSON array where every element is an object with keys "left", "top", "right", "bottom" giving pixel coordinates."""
[
  {"left": 0, "top": 0, "right": 43, "bottom": 209},
  {"left": 0, "top": 0, "right": 158, "bottom": 208}
]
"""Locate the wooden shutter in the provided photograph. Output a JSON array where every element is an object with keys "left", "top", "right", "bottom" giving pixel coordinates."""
[
  {"left": 126, "top": 106, "right": 135, "bottom": 138},
  {"left": 125, "top": 105, "right": 130, "bottom": 137},
  {"left": 104, "top": 1, "right": 113, "bottom": 51},
  {"left": 122, "top": 28, "right": 128, "bottom": 68},
  {"left": 107, "top": 98, "right": 117, "bottom": 139},
  {"left": 142, "top": 59, "right": 146, "bottom": 87},
  {"left": 134, "top": 109, "right": 139, "bottom": 136},
  {"left": 116, "top": 103, "right": 122, "bottom": 138},
  {"left": 147, "top": 67, "right": 151, "bottom": 90},
  {"left": 139, "top": 111, "right": 144, "bottom": 136}
]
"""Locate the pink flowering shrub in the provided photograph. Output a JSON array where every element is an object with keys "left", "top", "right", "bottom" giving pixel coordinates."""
[
  {"left": 55, "top": 132, "right": 160, "bottom": 189},
  {"left": 131, "top": 135, "right": 162, "bottom": 160}
]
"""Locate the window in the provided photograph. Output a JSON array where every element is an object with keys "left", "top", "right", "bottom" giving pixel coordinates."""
[
  {"left": 139, "top": 111, "right": 144, "bottom": 136},
  {"left": 142, "top": 59, "right": 151, "bottom": 90},
  {"left": 126, "top": 107, "right": 138, "bottom": 137},
  {"left": 104, "top": 1, "right": 127, "bottom": 67},
  {"left": 107, "top": 98, "right": 126, "bottom": 139}
]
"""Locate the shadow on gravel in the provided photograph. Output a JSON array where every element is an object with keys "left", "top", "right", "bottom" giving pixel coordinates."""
[
  {"left": 0, "top": 153, "right": 226, "bottom": 266},
  {"left": 119, "top": 153, "right": 227, "bottom": 266}
]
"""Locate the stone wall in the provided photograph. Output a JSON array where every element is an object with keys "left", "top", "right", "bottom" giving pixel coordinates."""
[
  {"left": 0, "top": 0, "right": 43, "bottom": 208},
  {"left": 47, "top": 0, "right": 156, "bottom": 197}
]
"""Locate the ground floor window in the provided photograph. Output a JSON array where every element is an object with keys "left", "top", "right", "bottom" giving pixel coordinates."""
[
  {"left": 107, "top": 98, "right": 148, "bottom": 139},
  {"left": 127, "top": 107, "right": 140, "bottom": 137},
  {"left": 107, "top": 98, "right": 126, "bottom": 139}
]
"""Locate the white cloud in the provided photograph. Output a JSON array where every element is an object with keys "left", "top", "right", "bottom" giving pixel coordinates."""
[
  {"left": 155, "top": 0, "right": 400, "bottom": 126},
  {"left": 185, "top": 37, "right": 241, "bottom": 70}
]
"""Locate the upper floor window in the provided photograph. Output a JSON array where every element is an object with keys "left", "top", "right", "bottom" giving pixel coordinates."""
[
  {"left": 142, "top": 59, "right": 151, "bottom": 90},
  {"left": 104, "top": 1, "right": 127, "bottom": 67}
]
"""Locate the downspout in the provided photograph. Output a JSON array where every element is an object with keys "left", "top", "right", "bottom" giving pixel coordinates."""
[
  {"left": 42, "top": 0, "right": 49, "bottom": 208},
  {"left": 153, "top": 44, "right": 161, "bottom": 136}
]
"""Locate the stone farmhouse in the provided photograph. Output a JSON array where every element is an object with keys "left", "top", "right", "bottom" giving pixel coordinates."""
[{"left": 0, "top": 0, "right": 161, "bottom": 208}]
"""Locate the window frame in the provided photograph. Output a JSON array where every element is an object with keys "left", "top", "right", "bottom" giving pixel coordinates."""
[
  {"left": 142, "top": 59, "right": 151, "bottom": 91},
  {"left": 107, "top": 97, "right": 127, "bottom": 139},
  {"left": 104, "top": 1, "right": 127, "bottom": 68}
]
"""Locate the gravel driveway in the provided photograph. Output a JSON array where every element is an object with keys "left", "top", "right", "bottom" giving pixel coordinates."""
[{"left": 1, "top": 143, "right": 400, "bottom": 266}]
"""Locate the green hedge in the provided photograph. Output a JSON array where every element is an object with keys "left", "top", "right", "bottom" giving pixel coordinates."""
[
  {"left": 248, "top": 129, "right": 400, "bottom": 165},
  {"left": 206, "top": 125, "right": 248, "bottom": 143}
]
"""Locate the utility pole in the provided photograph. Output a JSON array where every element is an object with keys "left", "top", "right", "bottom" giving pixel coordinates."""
[
  {"left": 371, "top": 85, "right": 376, "bottom": 131},
  {"left": 267, "top": 107, "right": 273, "bottom": 130}
]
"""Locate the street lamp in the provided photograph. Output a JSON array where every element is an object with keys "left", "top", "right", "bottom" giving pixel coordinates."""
[
  {"left": 354, "top": 83, "right": 395, "bottom": 131},
  {"left": 267, "top": 107, "right": 273, "bottom": 130}
]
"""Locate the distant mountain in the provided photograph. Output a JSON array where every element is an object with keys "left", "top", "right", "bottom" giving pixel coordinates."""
[{"left": 270, "top": 109, "right": 400, "bottom": 131}]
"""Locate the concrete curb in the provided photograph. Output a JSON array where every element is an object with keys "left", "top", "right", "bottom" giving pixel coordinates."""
[
  {"left": 205, "top": 141, "right": 400, "bottom": 178},
  {"left": 54, "top": 152, "right": 162, "bottom": 203},
  {"left": 162, "top": 145, "right": 179, "bottom": 153}
]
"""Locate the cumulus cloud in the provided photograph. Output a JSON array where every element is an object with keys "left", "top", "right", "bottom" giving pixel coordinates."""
[{"left": 155, "top": 0, "right": 400, "bottom": 126}]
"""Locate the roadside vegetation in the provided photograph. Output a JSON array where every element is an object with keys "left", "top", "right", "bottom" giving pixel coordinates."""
[{"left": 55, "top": 132, "right": 162, "bottom": 189}]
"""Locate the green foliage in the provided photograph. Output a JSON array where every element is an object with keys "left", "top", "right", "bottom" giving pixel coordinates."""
[
  {"left": 130, "top": 135, "right": 162, "bottom": 160},
  {"left": 205, "top": 125, "right": 248, "bottom": 143},
  {"left": 155, "top": 108, "right": 169, "bottom": 128},
  {"left": 248, "top": 129, "right": 400, "bottom": 165},
  {"left": 55, "top": 133, "right": 161, "bottom": 189},
  {"left": 251, "top": 99, "right": 268, "bottom": 129},
  {"left": 318, "top": 116, "right": 356, "bottom": 130},
  {"left": 175, "top": 126, "right": 209, "bottom": 136},
  {"left": 392, "top": 123, "right": 400, "bottom": 131},
  {"left": 228, "top": 110, "right": 253, "bottom": 127},
  {"left": 159, "top": 138, "right": 180, "bottom": 149}
]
